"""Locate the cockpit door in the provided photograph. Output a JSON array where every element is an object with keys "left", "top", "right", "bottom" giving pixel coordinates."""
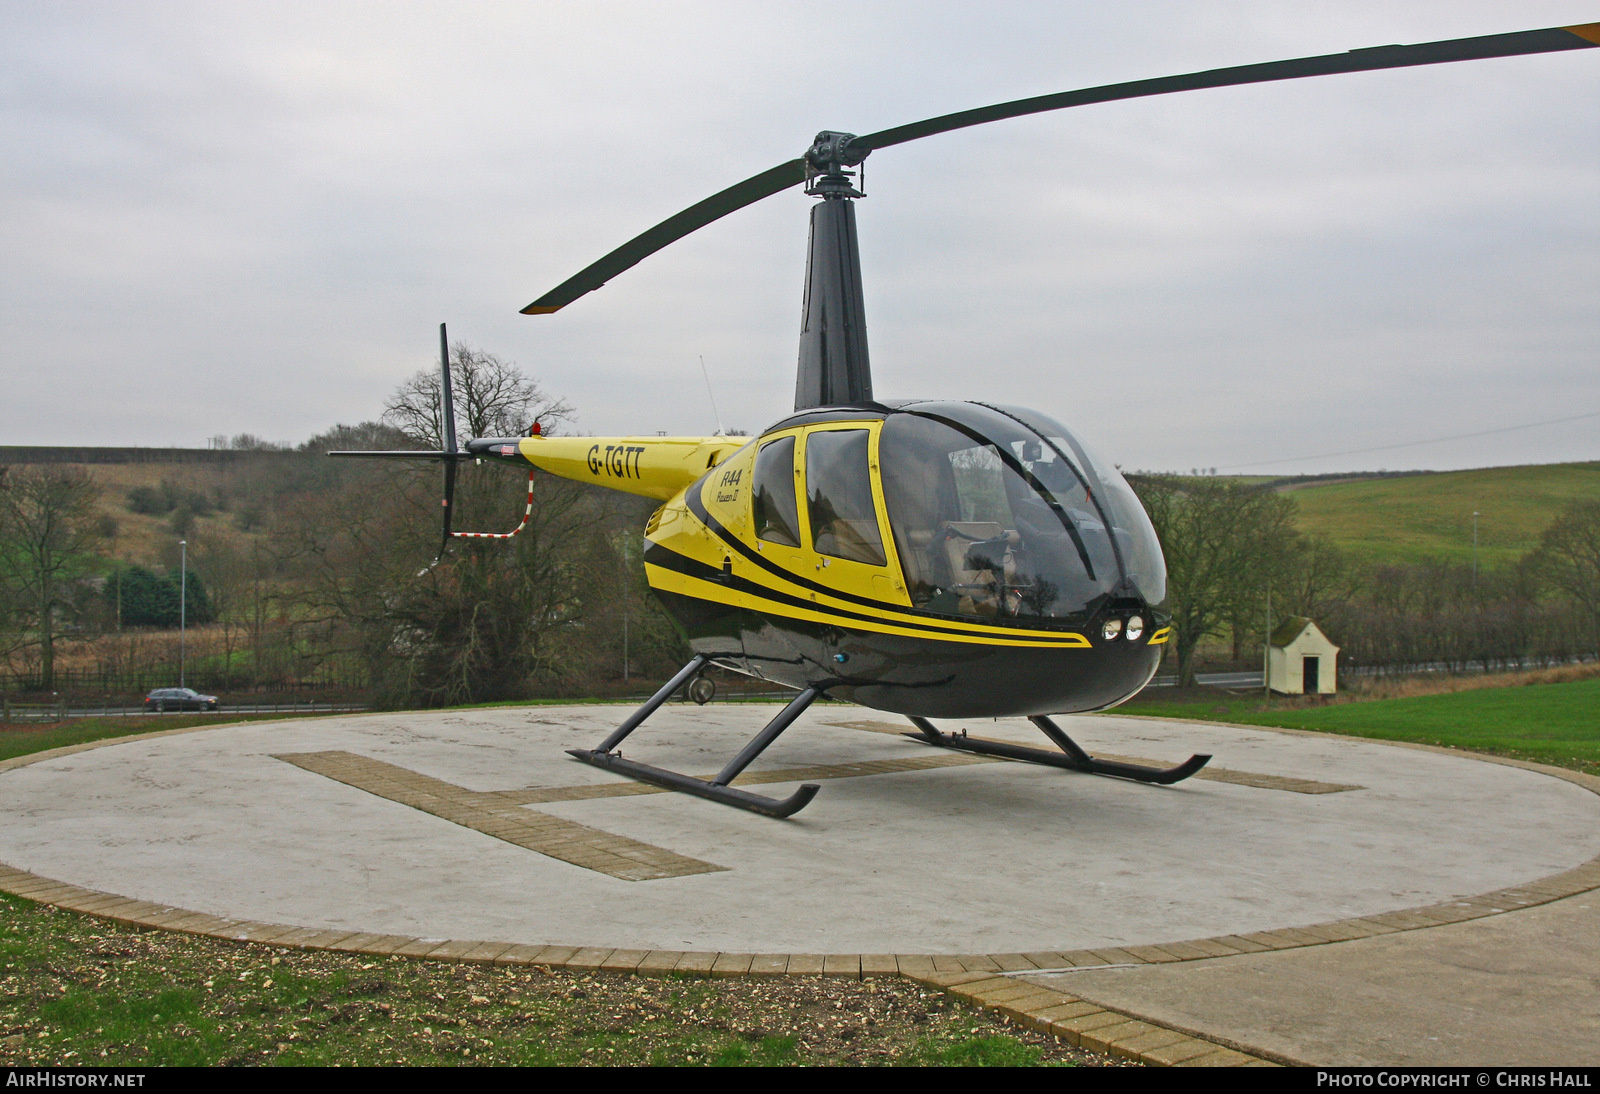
[{"left": 792, "top": 423, "right": 911, "bottom": 607}]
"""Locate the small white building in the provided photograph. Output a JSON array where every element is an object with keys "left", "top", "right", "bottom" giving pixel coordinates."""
[{"left": 1267, "top": 616, "right": 1340, "bottom": 695}]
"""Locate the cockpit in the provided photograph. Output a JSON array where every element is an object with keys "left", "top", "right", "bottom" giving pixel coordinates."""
[{"left": 745, "top": 400, "right": 1166, "bottom": 624}]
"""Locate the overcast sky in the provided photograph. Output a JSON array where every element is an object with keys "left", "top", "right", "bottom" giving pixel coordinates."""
[{"left": 2, "top": 1, "right": 1596, "bottom": 474}]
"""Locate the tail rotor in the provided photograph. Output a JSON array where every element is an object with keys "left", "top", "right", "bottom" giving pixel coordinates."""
[{"left": 326, "top": 322, "right": 536, "bottom": 568}]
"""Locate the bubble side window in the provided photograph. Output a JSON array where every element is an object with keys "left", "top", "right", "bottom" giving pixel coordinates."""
[{"left": 751, "top": 435, "right": 801, "bottom": 548}]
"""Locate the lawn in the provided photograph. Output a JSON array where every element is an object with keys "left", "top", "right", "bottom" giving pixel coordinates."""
[
  {"left": 1119, "top": 677, "right": 1600, "bottom": 776},
  {"left": 0, "top": 710, "right": 348, "bottom": 765},
  {"left": 0, "top": 895, "right": 1112, "bottom": 1067}
]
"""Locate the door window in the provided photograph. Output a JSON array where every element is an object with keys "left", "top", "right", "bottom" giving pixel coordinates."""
[
  {"left": 804, "top": 429, "right": 887, "bottom": 567},
  {"left": 751, "top": 435, "right": 801, "bottom": 547}
]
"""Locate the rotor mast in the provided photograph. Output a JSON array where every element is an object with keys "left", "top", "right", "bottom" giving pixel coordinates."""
[{"left": 794, "top": 132, "right": 873, "bottom": 411}]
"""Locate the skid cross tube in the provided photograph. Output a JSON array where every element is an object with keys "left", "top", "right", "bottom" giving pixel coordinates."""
[
  {"left": 595, "top": 655, "right": 707, "bottom": 753},
  {"left": 569, "top": 666, "right": 821, "bottom": 817},
  {"left": 712, "top": 687, "right": 819, "bottom": 786},
  {"left": 906, "top": 714, "right": 1210, "bottom": 785}
]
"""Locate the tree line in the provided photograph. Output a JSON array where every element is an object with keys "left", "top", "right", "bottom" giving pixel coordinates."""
[
  {"left": 0, "top": 344, "right": 687, "bottom": 703},
  {"left": 1126, "top": 475, "right": 1600, "bottom": 686}
]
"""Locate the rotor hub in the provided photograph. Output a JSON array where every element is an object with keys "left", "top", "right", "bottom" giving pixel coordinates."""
[{"left": 804, "top": 130, "right": 868, "bottom": 196}]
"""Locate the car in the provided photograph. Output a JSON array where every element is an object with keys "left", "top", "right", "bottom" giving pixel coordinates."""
[{"left": 143, "top": 688, "right": 219, "bottom": 713}]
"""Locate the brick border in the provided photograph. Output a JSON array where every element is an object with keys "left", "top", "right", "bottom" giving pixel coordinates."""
[
  {"left": 0, "top": 862, "right": 1269, "bottom": 1067},
  {"left": 4, "top": 714, "right": 1599, "bottom": 1066}
]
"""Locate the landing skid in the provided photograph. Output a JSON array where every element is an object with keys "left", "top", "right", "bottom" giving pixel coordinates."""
[
  {"left": 905, "top": 714, "right": 1210, "bottom": 785},
  {"left": 569, "top": 749, "right": 819, "bottom": 818},
  {"left": 567, "top": 655, "right": 822, "bottom": 818}
]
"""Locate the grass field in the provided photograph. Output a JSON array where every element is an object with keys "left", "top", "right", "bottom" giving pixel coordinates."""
[
  {"left": 0, "top": 710, "right": 349, "bottom": 765},
  {"left": 1280, "top": 461, "right": 1600, "bottom": 569},
  {"left": 0, "top": 896, "right": 1111, "bottom": 1067},
  {"left": 1119, "top": 675, "right": 1600, "bottom": 776}
]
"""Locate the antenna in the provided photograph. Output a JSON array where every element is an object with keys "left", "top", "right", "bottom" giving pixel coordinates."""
[{"left": 699, "top": 355, "right": 728, "bottom": 436}]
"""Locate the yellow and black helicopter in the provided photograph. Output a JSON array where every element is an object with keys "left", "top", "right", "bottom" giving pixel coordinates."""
[{"left": 336, "top": 23, "right": 1600, "bottom": 817}]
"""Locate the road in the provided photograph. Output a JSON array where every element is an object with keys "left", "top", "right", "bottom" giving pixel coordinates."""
[{"left": 1148, "top": 671, "right": 1263, "bottom": 689}]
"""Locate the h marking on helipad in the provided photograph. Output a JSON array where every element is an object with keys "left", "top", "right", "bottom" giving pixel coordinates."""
[
  {"left": 274, "top": 748, "right": 1006, "bottom": 881},
  {"left": 275, "top": 750, "right": 726, "bottom": 881}
]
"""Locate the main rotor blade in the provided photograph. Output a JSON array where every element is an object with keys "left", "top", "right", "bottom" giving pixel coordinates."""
[
  {"left": 848, "top": 24, "right": 1600, "bottom": 155},
  {"left": 521, "top": 23, "right": 1597, "bottom": 317},
  {"left": 521, "top": 157, "right": 807, "bottom": 314}
]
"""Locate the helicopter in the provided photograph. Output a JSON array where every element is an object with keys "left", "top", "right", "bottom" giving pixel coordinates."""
[{"left": 335, "top": 22, "right": 1600, "bottom": 817}]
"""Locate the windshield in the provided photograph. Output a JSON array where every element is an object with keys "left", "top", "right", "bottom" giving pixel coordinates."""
[
  {"left": 879, "top": 406, "right": 1102, "bottom": 621},
  {"left": 991, "top": 405, "right": 1167, "bottom": 606},
  {"left": 877, "top": 402, "right": 1166, "bottom": 619}
]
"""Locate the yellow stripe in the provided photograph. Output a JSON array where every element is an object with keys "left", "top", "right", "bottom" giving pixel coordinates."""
[
  {"left": 1563, "top": 22, "right": 1600, "bottom": 45},
  {"left": 1148, "top": 627, "right": 1172, "bottom": 646},
  {"left": 647, "top": 564, "right": 1092, "bottom": 649}
]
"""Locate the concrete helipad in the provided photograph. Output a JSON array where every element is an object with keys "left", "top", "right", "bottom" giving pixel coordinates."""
[
  {"left": 2, "top": 704, "right": 1597, "bottom": 959},
  {"left": 5, "top": 703, "right": 1600, "bottom": 1064}
]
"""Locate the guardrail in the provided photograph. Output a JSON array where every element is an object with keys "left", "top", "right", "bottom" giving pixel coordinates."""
[{"left": 0, "top": 700, "right": 367, "bottom": 725}]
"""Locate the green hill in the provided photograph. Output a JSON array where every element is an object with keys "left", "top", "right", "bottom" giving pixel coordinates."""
[{"left": 1278, "top": 462, "right": 1600, "bottom": 569}]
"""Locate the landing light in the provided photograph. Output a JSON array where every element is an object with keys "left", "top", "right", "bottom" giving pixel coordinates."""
[
  {"left": 1126, "top": 616, "right": 1145, "bottom": 642},
  {"left": 1101, "top": 618, "right": 1123, "bottom": 642}
]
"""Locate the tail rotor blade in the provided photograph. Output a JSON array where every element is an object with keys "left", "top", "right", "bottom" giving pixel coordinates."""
[
  {"left": 439, "top": 322, "right": 458, "bottom": 454},
  {"left": 438, "top": 457, "right": 458, "bottom": 563},
  {"left": 435, "top": 321, "right": 460, "bottom": 565}
]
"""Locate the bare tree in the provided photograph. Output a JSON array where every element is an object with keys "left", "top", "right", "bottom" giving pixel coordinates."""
[
  {"left": 265, "top": 354, "right": 621, "bottom": 705},
  {"left": 0, "top": 465, "right": 102, "bottom": 690},
  {"left": 1531, "top": 499, "right": 1600, "bottom": 656},
  {"left": 270, "top": 455, "right": 612, "bottom": 706},
  {"left": 1130, "top": 475, "right": 1299, "bottom": 687},
  {"left": 383, "top": 343, "right": 573, "bottom": 446}
]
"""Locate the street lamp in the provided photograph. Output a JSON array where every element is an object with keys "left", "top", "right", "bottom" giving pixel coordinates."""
[
  {"left": 1472, "top": 511, "right": 1480, "bottom": 594},
  {"left": 179, "top": 539, "right": 187, "bottom": 688},
  {"left": 621, "top": 535, "right": 630, "bottom": 683}
]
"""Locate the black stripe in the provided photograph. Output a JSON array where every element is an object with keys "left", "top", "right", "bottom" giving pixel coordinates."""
[
  {"left": 646, "top": 541, "right": 1087, "bottom": 646},
  {"left": 645, "top": 540, "right": 933, "bottom": 636},
  {"left": 684, "top": 479, "right": 887, "bottom": 606},
  {"left": 658, "top": 500, "right": 1091, "bottom": 644}
]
